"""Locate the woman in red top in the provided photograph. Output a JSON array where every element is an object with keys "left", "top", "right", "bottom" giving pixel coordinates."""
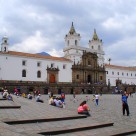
[{"left": 77, "top": 101, "right": 90, "bottom": 116}]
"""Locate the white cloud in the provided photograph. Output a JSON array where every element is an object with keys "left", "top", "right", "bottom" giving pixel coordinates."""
[
  {"left": 9, "top": 31, "right": 53, "bottom": 53},
  {"left": 1, "top": 0, "right": 136, "bottom": 66},
  {"left": 48, "top": 49, "right": 64, "bottom": 57},
  {"left": 102, "top": 17, "right": 122, "bottom": 30},
  {"left": 105, "top": 36, "right": 136, "bottom": 66}
]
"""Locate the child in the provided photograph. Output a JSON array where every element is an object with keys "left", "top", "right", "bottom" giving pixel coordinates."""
[{"left": 7, "top": 93, "right": 13, "bottom": 101}]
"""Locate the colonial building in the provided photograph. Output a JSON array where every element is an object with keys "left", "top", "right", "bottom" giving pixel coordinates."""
[
  {"left": 106, "top": 64, "right": 136, "bottom": 86},
  {"left": 0, "top": 36, "right": 73, "bottom": 83},
  {"left": 0, "top": 23, "right": 136, "bottom": 87}
]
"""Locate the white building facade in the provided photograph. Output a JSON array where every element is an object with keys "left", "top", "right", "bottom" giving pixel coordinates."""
[
  {"left": 0, "top": 37, "right": 72, "bottom": 83},
  {"left": 106, "top": 64, "right": 136, "bottom": 86}
]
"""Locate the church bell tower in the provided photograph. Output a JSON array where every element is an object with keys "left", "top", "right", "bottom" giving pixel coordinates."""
[
  {"left": 64, "top": 22, "right": 82, "bottom": 64},
  {"left": 1, "top": 36, "right": 9, "bottom": 52},
  {"left": 88, "top": 29, "right": 105, "bottom": 66}
]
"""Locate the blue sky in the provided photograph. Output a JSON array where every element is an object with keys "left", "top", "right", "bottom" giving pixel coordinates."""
[{"left": 0, "top": 0, "right": 136, "bottom": 66}]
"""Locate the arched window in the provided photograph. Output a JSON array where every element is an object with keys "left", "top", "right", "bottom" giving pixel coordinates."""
[
  {"left": 37, "top": 71, "right": 41, "bottom": 78},
  {"left": 4, "top": 47, "right": 6, "bottom": 52},
  {"left": 88, "top": 60, "right": 91, "bottom": 65},
  {"left": 98, "top": 45, "right": 100, "bottom": 50},
  {"left": 22, "top": 69, "right": 26, "bottom": 77},
  {"left": 68, "top": 40, "right": 69, "bottom": 46},
  {"left": 75, "top": 40, "right": 77, "bottom": 46},
  {"left": 76, "top": 75, "right": 79, "bottom": 79}
]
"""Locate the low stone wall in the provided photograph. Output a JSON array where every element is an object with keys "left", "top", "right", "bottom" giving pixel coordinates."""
[{"left": 0, "top": 81, "right": 135, "bottom": 94}]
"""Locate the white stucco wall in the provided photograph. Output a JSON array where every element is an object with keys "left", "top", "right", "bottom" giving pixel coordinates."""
[
  {"left": 0, "top": 53, "right": 72, "bottom": 82},
  {"left": 106, "top": 67, "right": 136, "bottom": 86}
]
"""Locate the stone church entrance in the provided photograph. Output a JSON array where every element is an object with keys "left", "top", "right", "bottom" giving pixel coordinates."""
[
  {"left": 47, "top": 67, "right": 59, "bottom": 83},
  {"left": 87, "top": 75, "right": 92, "bottom": 83}
]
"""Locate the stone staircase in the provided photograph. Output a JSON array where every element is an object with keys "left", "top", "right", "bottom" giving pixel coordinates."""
[
  {"left": 3, "top": 116, "right": 136, "bottom": 136},
  {"left": 0, "top": 95, "right": 136, "bottom": 136}
]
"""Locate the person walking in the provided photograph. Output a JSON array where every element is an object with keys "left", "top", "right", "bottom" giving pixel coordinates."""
[
  {"left": 61, "top": 92, "right": 65, "bottom": 103},
  {"left": 122, "top": 93, "right": 129, "bottom": 116},
  {"left": 73, "top": 91, "right": 76, "bottom": 102},
  {"left": 95, "top": 93, "right": 99, "bottom": 106}
]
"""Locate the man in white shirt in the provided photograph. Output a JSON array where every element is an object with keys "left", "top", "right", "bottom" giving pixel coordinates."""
[{"left": 95, "top": 93, "right": 99, "bottom": 106}]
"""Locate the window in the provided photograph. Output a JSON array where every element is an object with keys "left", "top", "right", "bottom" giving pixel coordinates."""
[
  {"left": 112, "top": 71, "right": 114, "bottom": 75},
  {"left": 4, "top": 47, "right": 6, "bottom": 52},
  {"left": 107, "top": 71, "right": 108, "bottom": 74},
  {"left": 63, "top": 64, "right": 66, "bottom": 69},
  {"left": 68, "top": 40, "right": 69, "bottom": 46},
  {"left": 76, "top": 75, "right": 79, "bottom": 79},
  {"left": 92, "top": 46, "right": 94, "bottom": 49},
  {"left": 51, "top": 63, "right": 54, "bottom": 68},
  {"left": 122, "top": 72, "right": 124, "bottom": 76},
  {"left": 22, "top": 60, "right": 26, "bottom": 66},
  {"left": 127, "top": 73, "right": 128, "bottom": 76},
  {"left": 98, "top": 45, "right": 100, "bottom": 50},
  {"left": 117, "top": 72, "right": 119, "bottom": 75},
  {"left": 22, "top": 69, "right": 26, "bottom": 77},
  {"left": 88, "top": 60, "right": 91, "bottom": 65},
  {"left": 4, "top": 40, "right": 7, "bottom": 43},
  {"left": 100, "top": 76, "right": 103, "bottom": 80},
  {"left": 37, "top": 71, "right": 41, "bottom": 78},
  {"left": 75, "top": 40, "right": 77, "bottom": 46},
  {"left": 135, "top": 74, "right": 136, "bottom": 77},
  {"left": 131, "top": 73, "right": 132, "bottom": 76},
  {"left": 37, "top": 62, "right": 41, "bottom": 67}
]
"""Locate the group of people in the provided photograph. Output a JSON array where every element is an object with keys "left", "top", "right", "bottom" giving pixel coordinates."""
[
  {"left": 22, "top": 92, "right": 44, "bottom": 103},
  {"left": 48, "top": 92, "right": 65, "bottom": 108},
  {"left": 0, "top": 86, "right": 131, "bottom": 117},
  {"left": 49, "top": 96, "right": 65, "bottom": 108}
]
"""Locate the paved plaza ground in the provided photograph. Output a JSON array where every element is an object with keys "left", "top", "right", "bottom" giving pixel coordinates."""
[{"left": 0, "top": 94, "right": 136, "bottom": 136}]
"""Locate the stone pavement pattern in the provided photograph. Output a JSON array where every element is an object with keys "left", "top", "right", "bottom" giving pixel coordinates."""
[{"left": 0, "top": 94, "right": 136, "bottom": 136}]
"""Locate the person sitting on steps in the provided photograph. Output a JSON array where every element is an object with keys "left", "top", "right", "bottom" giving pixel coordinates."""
[
  {"left": 36, "top": 94, "right": 44, "bottom": 103},
  {"left": 77, "top": 100, "right": 91, "bottom": 116}
]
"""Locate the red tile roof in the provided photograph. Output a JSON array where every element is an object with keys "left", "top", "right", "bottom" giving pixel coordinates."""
[
  {"left": 105, "top": 64, "right": 136, "bottom": 71},
  {"left": 0, "top": 51, "right": 72, "bottom": 62}
]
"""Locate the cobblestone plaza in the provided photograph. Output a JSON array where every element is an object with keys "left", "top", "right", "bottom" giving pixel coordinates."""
[{"left": 0, "top": 94, "right": 136, "bottom": 136}]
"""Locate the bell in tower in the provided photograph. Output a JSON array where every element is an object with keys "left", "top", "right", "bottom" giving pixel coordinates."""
[{"left": 1, "top": 36, "right": 9, "bottom": 52}]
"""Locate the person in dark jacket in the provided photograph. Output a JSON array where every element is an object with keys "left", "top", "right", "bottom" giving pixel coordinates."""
[{"left": 122, "top": 93, "right": 129, "bottom": 116}]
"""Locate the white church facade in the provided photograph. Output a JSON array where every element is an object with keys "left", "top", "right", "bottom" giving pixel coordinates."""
[
  {"left": 0, "top": 36, "right": 73, "bottom": 83},
  {"left": 0, "top": 23, "right": 136, "bottom": 86}
]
